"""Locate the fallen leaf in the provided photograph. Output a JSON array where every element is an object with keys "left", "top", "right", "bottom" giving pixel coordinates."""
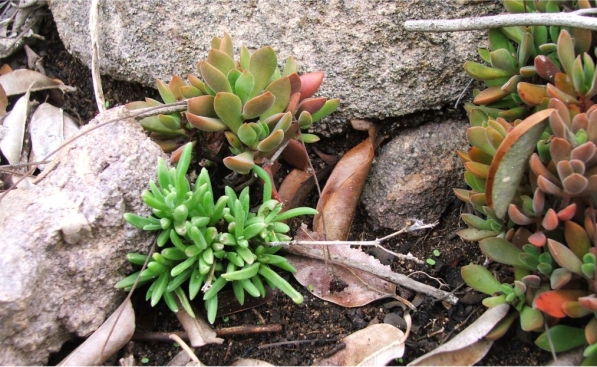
[
  {"left": 313, "top": 123, "right": 378, "bottom": 240},
  {"left": 176, "top": 305, "right": 224, "bottom": 347},
  {"left": 58, "top": 299, "right": 135, "bottom": 366},
  {"left": 277, "top": 165, "right": 334, "bottom": 215},
  {"left": 0, "top": 69, "right": 76, "bottom": 96},
  {"left": 0, "top": 83, "right": 7, "bottom": 116},
  {"left": 286, "top": 227, "right": 396, "bottom": 307},
  {"left": 29, "top": 103, "right": 79, "bottom": 170},
  {"left": 407, "top": 304, "right": 510, "bottom": 366},
  {"left": 315, "top": 321, "right": 408, "bottom": 366},
  {"left": 0, "top": 89, "right": 30, "bottom": 165}
]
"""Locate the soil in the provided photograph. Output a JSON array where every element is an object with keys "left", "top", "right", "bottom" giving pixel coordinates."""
[{"left": 5, "top": 11, "right": 554, "bottom": 366}]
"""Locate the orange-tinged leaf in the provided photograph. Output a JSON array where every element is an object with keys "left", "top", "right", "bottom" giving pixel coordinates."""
[
  {"left": 187, "top": 95, "right": 216, "bottom": 117},
  {"left": 242, "top": 92, "right": 275, "bottom": 120},
  {"left": 186, "top": 113, "right": 228, "bottom": 132},
  {"left": 168, "top": 75, "right": 187, "bottom": 101},
  {"left": 473, "top": 86, "right": 509, "bottom": 105},
  {"left": 542, "top": 208, "right": 559, "bottom": 231},
  {"left": 467, "top": 127, "right": 496, "bottom": 156},
  {"left": 548, "top": 238, "right": 583, "bottom": 275},
  {"left": 534, "top": 289, "right": 587, "bottom": 318},
  {"left": 557, "top": 203, "right": 577, "bottom": 221},
  {"left": 486, "top": 109, "right": 553, "bottom": 219},
  {"left": 296, "top": 97, "right": 326, "bottom": 116},
  {"left": 468, "top": 147, "right": 494, "bottom": 165},
  {"left": 464, "top": 162, "right": 490, "bottom": 179},
  {"left": 313, "top": 124, "right": 378, "bottom": 240},
  {"left": 586, "top": 316, "right": 597, "bottom": 344},
  {"left": 517, "top": 82, "right": 547, "bottom": 106}
]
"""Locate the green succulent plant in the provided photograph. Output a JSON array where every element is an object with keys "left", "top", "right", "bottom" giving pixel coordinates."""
[
  {"left": 456, "top": 1, "right": 597, "bottom": 364},
  {"left": 116, "top": 143, "right": 317, "bottom": 323},
  {"left": 127, "top": 33, "right": 340, "bottom": 174}
]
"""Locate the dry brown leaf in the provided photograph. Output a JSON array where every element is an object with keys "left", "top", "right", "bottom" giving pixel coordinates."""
[
  {"left": 0, "top": 89, "right": 30, "bottom": 165},
  {"left": 407, "top": 304, "right": 510, "bottom": 366},
  {"left": 287, "top": 227, "right": 396, "bottom": 307},
  {"left": 277, "top": 165, "right": 334, "bottom": 215},
  {"left": 58, "top": 299, "right": 135, "bottom": 366},
  {"left": 313, "top": 124, "right": 378, "bottom": 240},
  {"left": 0, "top": 64, "right": 12, "bottom": 75},
  {"left": 176, "top": 305, "right": 224, "bottom": 347},
  {"left": 0, "top": 69, "right": 76, "bottom": 96},
  {"left": 29, "top": 103, "right": 79, "bottom": 170},
  {"left": 315, "top": 323, "right": 407, "bottom": 366}
]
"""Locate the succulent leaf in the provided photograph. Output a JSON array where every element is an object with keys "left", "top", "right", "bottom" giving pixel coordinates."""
[
  {"left": 199, "top": 61, "right": 232, "bottom": 94},
  {"left": 249, "top": 46, "right": 278, "bottom": 98},
  {"left": 464, "top": 61, "right": 514, "bottom": 80},
  {"left": 461, "top": 264, "right": 502, "bottom": 295},
  {"left": 311, "top": 98, "right": 340, "bottom": 123},
  {"left": 214, "top": 92, "right": 243, "bottom": 132},
  {"left": 535, "top": 325, "right": 587, "bottom": 352},
  {"left": 157, "top": 79, "right": 176, "bottom": 104},
  {"left": 186, "top": 114, "right": 228, "bottom": 132},
  {"left": 479, "top": 237, "right": 532, "bottom": 269},
  {"left": 261, "top": 77, "right": 291, "bottom": 120},
  {"left": 490, "top": 49, "right": 518, "bottom": 75},
  {"left": 257, "top": 129, "right": 285, "bottom": 152},
  {"left": 242, "top": 91, "right": 276, "bottom": 120},
  {"left": 486, "top": 109, "right": 553, "bottom": 219}
]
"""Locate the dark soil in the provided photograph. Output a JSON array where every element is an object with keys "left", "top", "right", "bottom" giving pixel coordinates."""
[{"left": 8, "top": 11, "right": 553, "bottom": 366}]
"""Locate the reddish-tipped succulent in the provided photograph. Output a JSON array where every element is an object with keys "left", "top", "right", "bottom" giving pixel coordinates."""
[
  {"left": 457, "top": 1, "right": 597, "bottom": 363},
  {"left": 127, "top": 33, "right": 339, "bottom": 174}
]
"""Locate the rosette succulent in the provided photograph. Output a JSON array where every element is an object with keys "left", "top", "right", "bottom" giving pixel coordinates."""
[
  {"left": 456, "top": 1, "right": 597, "bottom": 363},
  {"left": 127, "top": 33, "right": 340, "bottom": 174},
  {"left": 116, "top": 143, "right": 317, "bottom": 323}
]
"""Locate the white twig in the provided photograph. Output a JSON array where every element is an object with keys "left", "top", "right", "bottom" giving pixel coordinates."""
[
  {"left": 90, "top": 0, "right": 106, "bottom": 112},
  {"left": 169, "top": 334, "right": 201, "bottom": 365},
  {"left": 404, "top": 9, "right": 597, "bottom": 32}
]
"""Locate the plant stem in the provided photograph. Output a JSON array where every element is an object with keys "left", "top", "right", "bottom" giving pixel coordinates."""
[
  {"left": 404, "top": 9, "right": 597, "bottom": 32},
  {"left": 252, "top": 164, "right": 272, "bottom": 202}
]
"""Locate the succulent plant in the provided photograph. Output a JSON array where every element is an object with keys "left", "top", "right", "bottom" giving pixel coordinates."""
[
  {"left": 127, "top": 33, "right": 339, "bottom": 174},
  {"left": 456, "top": 1, "right": 597, "bottom": 364},
  {"left": 116, "top": 143, "right": 317, "bottom": 323}
]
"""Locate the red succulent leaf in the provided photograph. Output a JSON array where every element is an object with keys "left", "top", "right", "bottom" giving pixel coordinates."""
[
  {"left": 571, "top": 143, "right": 595, "bottom": 163},
  {"left": 287, "top": 73, "right": 302, "bottom": 96},
  {"left": 572, "top": 113, "right": 589, "bottom": 133},
  {"left": 534, "top": 289, "right": 587, "bottom": 318},
  {"left": 587, "top": 108, "right": 597, "bottom": 141},
  {"left": 557, "top": 203, "right": 577, "bottom": 221},
  {"left": 578, "top": 295, "right": 597, "bottom": 312},
  {"left": 299, "top": 72, "right": 324, "bottom": 100},
  {"left": 533, "top": 188, "right": 545, "bottom": 214},
  {"left": 542, "top": 208, "right": 559, "bottom": 230},
  {"left": 534, "top": 55, "right": 560, "bottom": 83},
  {"left": 508, "top": 204, "right": 535, "bottom": 225},
  {"left": 296, "top": 97, "right": 326, "bottom": 116},
  {"left": 562, "top": 173, "right": 588, "bottom": 195},
  {"left": 537, "top": 175, "right": 564, "bottom": 196},
  {"left": 550, "top": 268, "right": 572, "bottom": 289},
  {"left": 474, "top": 86, "right": 510, "bottom": 105},
  {"left": 528, "top": 231, "right": 547, "bottom": 247},
  {"left": 585, "top": 210, "right": 595, "bottom": 242},
  {"left": 563, "top": 301, "right": 593, "bottom": 318},
  {"left": 550, "top": 137, "right": 572, "bottom": 164},
  {"left": 556, "top": 160, "right": 575, "bottom": 180},
  {"left": 548, "top": 238, "right": 583, "bottom": 275},
  {"left": 549, "top": 98, "right": 571, "bottom": 125},
  {"left": 285, "top": 93, "right": 301, "bottom": 114},
  {"left": 569, "top": 159, "right": 586, "bottom": 175},
  {"left": 530, "top": 153, "right": 559, "bottom": 184}
]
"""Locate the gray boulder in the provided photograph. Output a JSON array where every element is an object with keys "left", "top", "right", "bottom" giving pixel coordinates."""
[
  {"left": 362, "top": 118, "right": 468, "bottom": 231},
  {"left": 0, "top": 107, "right": 165, "bottom": 365},
  {"left": 48, "top": 0, "right": 500, "bottom": 134}
]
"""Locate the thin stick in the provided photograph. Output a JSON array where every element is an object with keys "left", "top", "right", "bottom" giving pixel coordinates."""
[
  {"left": 90, "top": 0, "right": 105, "bottom": 112},
  {"left": 404, "top": 9, "right": 597, "bottom": 32},
  {"left": 169, "top": 334, "right": 201, "bottom": 365},
  {"left": 258, "top": 338, "right": 339, "bottom": 349},
  {"left": 270, "top": 220, "right": 436, "bottom": 265},
  {"left": 0, "top": 102, "right": 187, "bottom": 202},
  {"left": 133, "top": 324, "right": 283, "bottom": 342}
]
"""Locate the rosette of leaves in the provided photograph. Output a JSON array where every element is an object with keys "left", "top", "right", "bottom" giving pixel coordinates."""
[
  {"left": 456, "top": 2, "right": 597, "bottom": 362},
  {"left": 127, "top": 33, "right": 340, "bottom": 174},
  {"left": 116, "top": 143, "right": 317, "bottom": 323}
]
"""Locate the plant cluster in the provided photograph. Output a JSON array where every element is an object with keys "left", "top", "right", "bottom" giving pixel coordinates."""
[
  {"left": 127, "top": 33, "right": 339, "bottom": 174},
  {"left": 116, "top": 143, "right": 317, "bottom": 323},
  {"left": 456, "top": 0, "right": 597, "bottom": 363}
]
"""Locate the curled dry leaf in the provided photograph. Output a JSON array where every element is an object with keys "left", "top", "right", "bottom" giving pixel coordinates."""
[
  {"left": 58, "top": 299, "right": 135, "bottom": 366},
  {"left": 315, "top": 321, "right": 408, "bottom": 366},
  {"left": 0, "top": 69, "right": 76, "bottom": 96},
  {"left": 286, "top": 227, "right": 396, "bottom": 307},
  {"left": 0, "top": 89, "right": 30, "bottom": 165},
  {"left": 407, "top": 304, "right": 510, "bottom": 366},
  {"left": 313, "top": 122, "right": 379, "bottom": 240},
  {"left": 277, "top": 164, "right": 334, "bottom": 216},
  {"left": 29, "top": 103, "right": 79, "bottom": 170},
  {"left": 175, "top": 304, "right": 224, "bottom": 347}
]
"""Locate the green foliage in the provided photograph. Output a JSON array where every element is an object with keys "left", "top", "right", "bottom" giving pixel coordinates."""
[
  {"left": 116, "top": 143, "right": 317, "bottom": 323},
  {"left": 456, "top": 0, "right": 597, "bottom": 363},
  {"left": 127, "top": 33, "right": 340, "bottom": 175}
]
